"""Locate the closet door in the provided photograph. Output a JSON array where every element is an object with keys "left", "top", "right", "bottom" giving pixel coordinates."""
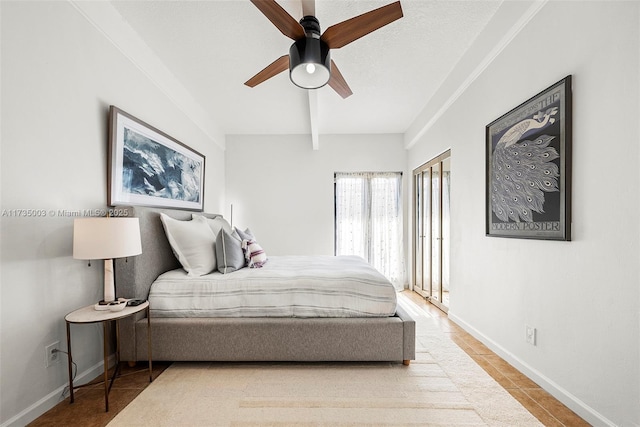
[
  {"left": 413, "top": 174, "right": 423, "bottom": 294},
  {"left": 413, "top": 170, "right": 431, "bottom": 297},
  {"left": 413, "top": 151, "right": 450, "bottom": 312},
  {"left": 441, "top": 157, "right": 451, "bottom": 307},
  {"left": 430, "top": 162, "right": 442, "bottom": 305}
]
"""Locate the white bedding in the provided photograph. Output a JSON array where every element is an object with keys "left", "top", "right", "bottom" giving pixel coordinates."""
[{"left": 148, "top": 255, "right": 397, "bottom": 318}]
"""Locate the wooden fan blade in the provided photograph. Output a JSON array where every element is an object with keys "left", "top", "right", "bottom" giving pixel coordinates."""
[
  {"left": 328, "top": 60, "right": 353, "bottom": 98},
  {"left": 250, "top": 0, "right": 306, "bottom": 40},
  {"left": 245, "top": 55, "right": 290, "bottom": 87},
  {"left": 321, "top": 1, "right": 403, "bottom": 49}
]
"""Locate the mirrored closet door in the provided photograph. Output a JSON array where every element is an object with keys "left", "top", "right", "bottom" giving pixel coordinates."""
[{"left": 413, "top": 151, "right": 450, "bottom": 312}]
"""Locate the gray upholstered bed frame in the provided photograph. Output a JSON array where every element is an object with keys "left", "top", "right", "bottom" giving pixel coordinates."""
[{"left": 115, "top": 206, "right": 415, "bottom": 364}]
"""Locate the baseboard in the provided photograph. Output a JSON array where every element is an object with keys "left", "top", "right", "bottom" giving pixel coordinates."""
[
  {"left": 1, "top": 355, "right": 115, "bottom": 427},
  {"left": 447, "top": 310, "right": 616, "bottom": 427}
]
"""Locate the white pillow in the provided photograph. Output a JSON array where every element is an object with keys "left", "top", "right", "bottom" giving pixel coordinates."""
[
  {"left": 160, "top": 213, "right": 217, "bottom": 276},
  {"left": 194, "top": 214, "right": 233, "bottom": 238}
]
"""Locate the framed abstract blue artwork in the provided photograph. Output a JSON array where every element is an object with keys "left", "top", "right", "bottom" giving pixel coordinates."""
[
  {"left": 108, "top": 106, "right": 205, "bottom": 211},
  {"left": 486, "top": 76, "right": 572, "bottom": 241}
]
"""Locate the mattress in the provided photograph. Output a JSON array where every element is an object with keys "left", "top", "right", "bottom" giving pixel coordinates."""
[{"left": 147, "top": 255, "right": 397, "bottom": 318}]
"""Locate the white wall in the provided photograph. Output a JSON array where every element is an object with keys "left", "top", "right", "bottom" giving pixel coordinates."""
[
  {"left": 0, "top": 2, "right": 224, "bottom": 425},
  {"left": 3, "top": 1, "right": 639, "bottom": 426},
  {"left": 407, "top": 2, "right": 639, "bottom": 426},
  {"left": 226, "top": 134, "right": 407, "bottom": 258}
]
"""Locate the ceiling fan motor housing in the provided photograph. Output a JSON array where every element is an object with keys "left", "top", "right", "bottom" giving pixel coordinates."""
[
  {"left": 300, "top": 15, "right": 321, "bottom": 37},
  {"left": 289, "top": 16, "right": 331, "bottom": 89}
]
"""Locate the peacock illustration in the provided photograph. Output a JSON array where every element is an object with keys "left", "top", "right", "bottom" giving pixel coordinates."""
[{"left": 490, "top": 107, "right": 560, "bottom": 222}]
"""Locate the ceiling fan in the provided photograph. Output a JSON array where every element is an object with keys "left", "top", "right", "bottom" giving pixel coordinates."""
[{"left": 244, "top": 0, "right": 403, "bottom": 98}]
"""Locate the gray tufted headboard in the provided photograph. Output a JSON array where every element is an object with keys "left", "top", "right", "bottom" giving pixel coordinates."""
[{"left": 114, "top": 206, "right": 221, "bottom": 300}]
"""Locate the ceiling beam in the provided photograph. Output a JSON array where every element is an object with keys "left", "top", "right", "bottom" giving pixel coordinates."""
[
  {"left": 308, "top": 90, "right": 319, "bottom": 150},
  {"left": 404, "top": 0, "right": 548, "bottom": 150},
  {"left": 69, "top": 0, "right": 226, "bottom": 150}
]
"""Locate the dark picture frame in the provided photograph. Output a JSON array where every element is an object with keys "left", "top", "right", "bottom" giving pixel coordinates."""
[
  {"left": 486, "top": 76, "right": 572, "bottom": 241},
  {"left": 108, "top": 106, "right": 205, "bottom": 211}
]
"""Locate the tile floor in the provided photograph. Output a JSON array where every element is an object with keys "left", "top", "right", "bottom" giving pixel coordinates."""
[
  {"left": 29, "top": 292, "right": 590, "bottom": 426},
  {"left": 403, "top": 291, "right": 590, "bottom": 427},
  {"left": 28, "top": 362, "right": 171, "bottom": 427}
]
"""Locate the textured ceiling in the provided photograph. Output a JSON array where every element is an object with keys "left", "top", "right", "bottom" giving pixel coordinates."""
[{"left": 110, "top": 0, "right": 502, "bottom": 136}]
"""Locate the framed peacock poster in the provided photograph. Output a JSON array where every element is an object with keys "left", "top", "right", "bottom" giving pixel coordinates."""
[{"left": 486, "top": 76, "right": 572, "bottom": 241}]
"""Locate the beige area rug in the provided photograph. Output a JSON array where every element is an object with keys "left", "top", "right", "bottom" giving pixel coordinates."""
[{"left": 108, "top": 295, "right": 542, "bottom": 426}]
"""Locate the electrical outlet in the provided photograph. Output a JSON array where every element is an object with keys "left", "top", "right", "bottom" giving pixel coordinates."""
[
  {"left": 45, "top": 341, "right": 60, "bottom": 367},
  {"left": 525, "top": 325, "right": 536, "bottom": 346}
]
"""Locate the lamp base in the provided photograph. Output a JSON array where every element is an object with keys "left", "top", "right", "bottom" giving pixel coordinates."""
[
  {"left": 104, "top": 259, "right": 116, "bottom": 303},
  {"left": 94, "top": 301, "right": 111, "bottom": 311}
]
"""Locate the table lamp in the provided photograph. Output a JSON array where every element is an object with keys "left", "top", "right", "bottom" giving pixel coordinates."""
[{"left": 73, "top": 217, "right": 142, "bottom": 306}]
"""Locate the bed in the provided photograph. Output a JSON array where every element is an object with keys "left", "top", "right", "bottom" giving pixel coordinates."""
[{"left": 115, "top": 206, "right": 415, "bottom": 364}]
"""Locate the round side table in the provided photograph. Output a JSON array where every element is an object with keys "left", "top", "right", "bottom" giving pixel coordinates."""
[{"left": 65, "top": 301, "right": 152, "bottom": 412}]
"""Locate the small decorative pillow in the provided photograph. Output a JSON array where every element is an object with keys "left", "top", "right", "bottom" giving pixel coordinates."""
[
  {"left": 160, "top": 213, "right": 217, "bottom": 276},
  {"left": 215, "top": 228, "right": 245, "bottom": 274},
  {"left": 234, "top": 228, "right": 267, "bottom": 267},
  {"left": 240, "top": 235, "right": 267, "bottom": 268}
]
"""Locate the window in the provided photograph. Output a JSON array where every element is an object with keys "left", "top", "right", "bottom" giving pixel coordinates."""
[{"left": 334, "top": 172, "right": 404, "bottom": 288}]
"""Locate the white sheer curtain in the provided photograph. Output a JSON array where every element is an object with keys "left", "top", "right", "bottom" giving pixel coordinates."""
[{"left": 335, "top": 172, "right": 404, "bottom": 289}]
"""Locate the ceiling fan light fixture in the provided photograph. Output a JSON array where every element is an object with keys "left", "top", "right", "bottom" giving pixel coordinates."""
[{"left": 289, "top": 37, "right": 330, "bottom": 89}]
